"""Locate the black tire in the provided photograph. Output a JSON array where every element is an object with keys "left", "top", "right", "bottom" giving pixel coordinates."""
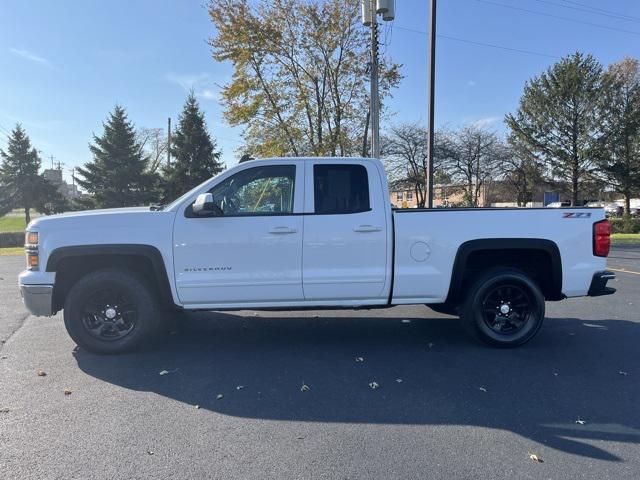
[
  {"left": 461, "top": 268, "right": 545, "bottom": 347},
  {"left": 63, "top": 268, "right": 160, "bottom": 354}
]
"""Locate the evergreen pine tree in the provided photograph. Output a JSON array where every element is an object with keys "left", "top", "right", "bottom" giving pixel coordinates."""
[
  {"left": 506, "top": 52, "right": 603, "bottom": 205},
  {"left": 161, "top": 93, "right": 224, "bottom": 202},
  {"left": 0, "top": 124, "right": 46, "bottom": 224},
  {"left": 76, "top": 106, "right": 158, "bottom": 208}
]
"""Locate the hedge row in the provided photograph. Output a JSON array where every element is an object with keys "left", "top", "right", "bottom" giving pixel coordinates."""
[
  {"left": 610, "top": 218, "right": 640, "bottom": 234},
  {"left": 0, "top": 231, "right": 24, "bottom": 248}
]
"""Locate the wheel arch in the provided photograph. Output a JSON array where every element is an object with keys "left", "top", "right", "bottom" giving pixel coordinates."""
[
  {"left": 445, "top": 238, "right": 563, "bottom": 304},
  {"left": 46, "top": 244, "right": 178, "bottom": 313}
]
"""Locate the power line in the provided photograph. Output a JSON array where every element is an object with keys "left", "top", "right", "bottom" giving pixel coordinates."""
[
  {"left": 474, "top": 0, "right": 640, "bottom": 37},
  {"left": 559, "top": 0, "right": 640, "bottom": 23},
  {"left": 530, "top": 0, "right": 640, "bottom": 24},
  {"left": 394, "top": 25, "right": 559, "bottom": 59}
]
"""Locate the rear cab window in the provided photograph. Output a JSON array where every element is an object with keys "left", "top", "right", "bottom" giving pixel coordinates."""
[{"left": 313, "top": 164, "right": 370, "bottom": 214}]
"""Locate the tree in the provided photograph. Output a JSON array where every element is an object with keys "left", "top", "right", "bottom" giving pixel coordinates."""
[
  {"left": 161, "top": 93, "right": 224, "bottom": 202},
  {"left": 208, "top": 0, "right": 401, "bottom": 157},
  {"left": 382, "top": 124, "right": 455, "bottom": 208},
  {"left": 502, "top": 137, "right": 545, "bottom": 207},
  {"left": 76, "top": 106, "right": 159, "bottom": 209},
  {"left": 137, "top": 127, "right": 167, "bottom": 174},
  {"left": 506, "top": 52, "right": 603, "bottom": 205},
  {"left": 0, "top": 124, "right": 49, "bottom": 224},
  {"left": 36, "top": 180, "right": 71, "bottom": 215},
  {"left": 444, "top": 126, "right": 505, "bottom": 207},
  {"left": 594, "top": 57, "right": 640, "bottom": 216}
]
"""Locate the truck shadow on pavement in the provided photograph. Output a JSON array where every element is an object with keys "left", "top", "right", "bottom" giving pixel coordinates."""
[{"left": 74, "top": 311, "right": 640, "bottom": 462}]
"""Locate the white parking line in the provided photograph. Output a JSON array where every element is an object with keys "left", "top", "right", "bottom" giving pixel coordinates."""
[{"left": 609, "top": 267, "right": 640, "bottom": 276}]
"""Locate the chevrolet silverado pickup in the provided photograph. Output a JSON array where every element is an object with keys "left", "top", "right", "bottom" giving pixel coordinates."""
[{"left": 19, "top": 157, "right": 615, "bottom": 353}]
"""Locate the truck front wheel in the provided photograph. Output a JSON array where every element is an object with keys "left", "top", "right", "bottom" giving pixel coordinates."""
[
  {"left": 462, "top": 268, "right": 545, "bottom": 347},
  {"left": 63, "top": 268, "right": 159, "bottom": 354}
]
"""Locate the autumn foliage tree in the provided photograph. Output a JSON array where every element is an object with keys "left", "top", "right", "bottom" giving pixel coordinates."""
[{"left": 208, "top": 0, "right": 401, "bottom": 158}]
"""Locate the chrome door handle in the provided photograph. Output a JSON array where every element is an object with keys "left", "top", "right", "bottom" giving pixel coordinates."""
[
  {"left": 353, "top": 225, "right": 383, "bottom": 233},
  {"left": 269, "top": 226, "right": 298, "bottom": 234}
]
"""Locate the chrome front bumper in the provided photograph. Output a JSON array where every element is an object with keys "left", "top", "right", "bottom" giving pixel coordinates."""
[{"left": 19, "top": 284, "right": 54, "bottom": 316}]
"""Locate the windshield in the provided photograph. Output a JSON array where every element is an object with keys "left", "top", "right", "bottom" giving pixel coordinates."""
[{"left": 163, "top": 172, "right": 224, "bottom": 211}]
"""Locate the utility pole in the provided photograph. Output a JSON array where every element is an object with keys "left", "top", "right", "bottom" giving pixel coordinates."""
[
  {"left": 167, "top": 117, "right": 172, "bottom": 166},
  {"left": 362, "top": 0, "right": 394, "bottom": 159},
  {"left": 370, "top": 3, "right": 380, "bottom": 158},
  {"left": 49, "top": 154, "right": 55, "bottom": 169},
  {"left": 426, "top": 0, "right": 437, "bottom": 208}
]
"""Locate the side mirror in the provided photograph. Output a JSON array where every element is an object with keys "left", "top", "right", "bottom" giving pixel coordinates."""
[{"left": 192, "top": 193, "right": 219, "bottom": 216}]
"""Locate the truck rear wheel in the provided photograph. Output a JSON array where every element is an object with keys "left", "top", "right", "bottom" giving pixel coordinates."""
[
  {"left": 462, "top": 268, "right": 545, "bottom": 347},
  {"left": 63, "top": 268, "right": 159, "bottom": 354}
]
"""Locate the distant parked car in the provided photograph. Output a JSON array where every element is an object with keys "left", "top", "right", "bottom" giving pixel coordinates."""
[
  {"left": 604, "top": 203, "right": 623, "bottom": 217},
  {"left": 547, "top": 201, "right": 571, "bottom": 208}
]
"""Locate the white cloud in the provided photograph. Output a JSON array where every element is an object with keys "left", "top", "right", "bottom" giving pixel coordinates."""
[
  {"left": 198, "top": 89, "right": 216, "bottom": 100},
  {"left": 10, "top": 48, "right": 51, "bottom": 67},
  {"left": 470, "top": 116, "right": 501, "bottom": 129},
  {"left": 165, "top": 73, "right": 220, "bottom": 101}
]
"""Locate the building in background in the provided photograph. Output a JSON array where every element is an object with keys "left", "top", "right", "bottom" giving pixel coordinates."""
[
  {"left": 390, "top": 183, "right": 487, "bottom": 208},
  {"left": 43, "top": 167, "right": 81, "bottom": 200}
]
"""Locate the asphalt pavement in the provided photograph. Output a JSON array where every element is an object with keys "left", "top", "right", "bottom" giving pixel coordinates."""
[{"left": 1, "top": 247, "right": 639, "bottom": 479}]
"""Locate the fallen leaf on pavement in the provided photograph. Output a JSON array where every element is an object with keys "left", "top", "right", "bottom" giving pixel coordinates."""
[
  {"left": 300, "top": 384, "right": 310, "bottom": 392},
  {"left": 369, "top": 381, "right": 380, "bottom": 389},
  {"left": 216, "top": 394, "right": 224, "bottom": 400},
  {"left": 63, "top": 388, "right": 73, "bottom": 396},
  {"left": 528, "top": 453, "right": 543, "bottom": 463},
  {"left": 36, "top": 369, "right": 47, "bottom": 377},
  {"left": 479, "top": 387, "right": 487, "bottom": 392}
]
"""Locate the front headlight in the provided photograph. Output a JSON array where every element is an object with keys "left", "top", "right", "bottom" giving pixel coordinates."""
[
  {"left": 26, "top": 231, "right": 39, "bottom": 246},
  {"left": 25, "top": 230, "right": 39, "bottom": 270}
]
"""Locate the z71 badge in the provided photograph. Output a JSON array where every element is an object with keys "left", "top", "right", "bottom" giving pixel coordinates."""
[{"left": 562, "top": 212, "right": 591, "bottom": 218}]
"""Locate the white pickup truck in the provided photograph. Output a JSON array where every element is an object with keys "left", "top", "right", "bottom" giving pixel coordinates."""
[{"left": 19, "top": 157, "right": 615, "bottom": 353}]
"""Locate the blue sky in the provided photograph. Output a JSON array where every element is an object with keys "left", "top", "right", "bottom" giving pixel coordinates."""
[{"left": 1, "top": 0, "right": 639, "bottom": 181}]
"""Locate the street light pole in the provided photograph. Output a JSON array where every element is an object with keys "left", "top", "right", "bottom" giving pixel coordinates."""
[{"left": 426, "top": 0, "right": 437, "bottom": 208}]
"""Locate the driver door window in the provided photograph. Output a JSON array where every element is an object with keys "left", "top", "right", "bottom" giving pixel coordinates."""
[{"left": 209, "top": 165, "right": 295, "bottom": 216}]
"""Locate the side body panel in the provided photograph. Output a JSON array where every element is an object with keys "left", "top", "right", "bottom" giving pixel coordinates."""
[
  {"left": 19, "top": 208, "right": 179, "bottom": 304},
  {"left": 391, "top": 208, "right": 607, "bottom": 304},
  {"left": 301, "top": 159, "right": 392, "bottom": 302}
]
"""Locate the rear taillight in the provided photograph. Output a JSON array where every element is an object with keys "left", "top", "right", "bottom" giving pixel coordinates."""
[{"left": 593, "top": 219, "right": 611, "bottom": 257}]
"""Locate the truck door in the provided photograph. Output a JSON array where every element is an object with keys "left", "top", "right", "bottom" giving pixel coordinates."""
[
  {"left": 173, "top": 162, "right": 304, "bottom": 306},
  {"left": 302, "top": 161, "right": 388, "bottom": 301}
]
